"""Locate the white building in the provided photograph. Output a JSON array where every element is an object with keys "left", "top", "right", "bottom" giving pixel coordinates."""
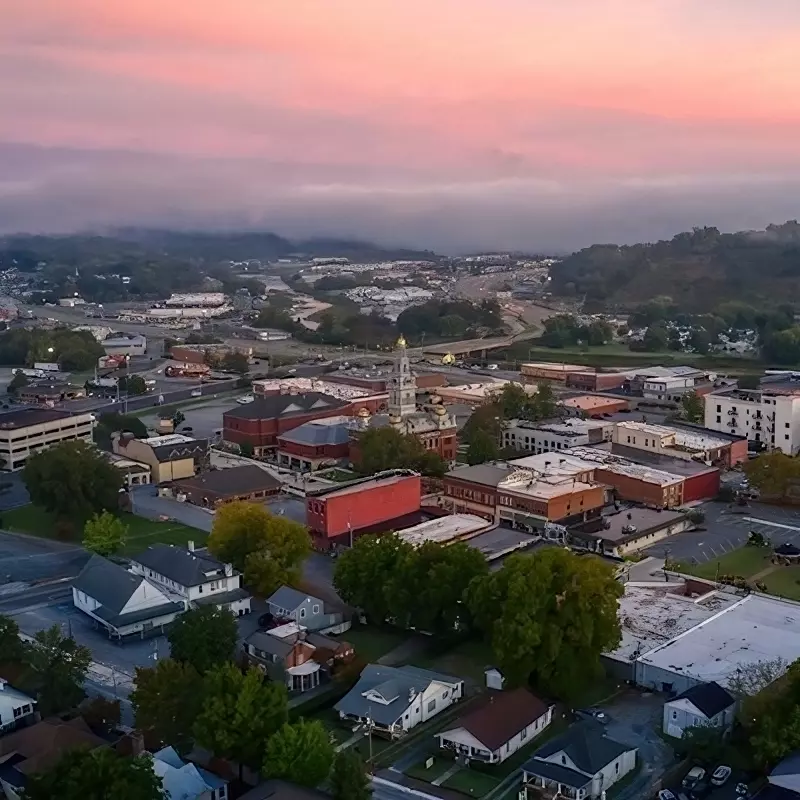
[
  {"left": 704, "top": 384, "right": 800, "bottom": 454},
  {"left": 662, "top": 682, "right": 736, "bottom": 739},
  {"left": 642, "top": 375, "right": 696, "bottom": 402},
  {"left": 0, "top": 680, "right": 36, "bottom": 733},
  {"left": 503, "top": 419, "right": 612, "bottom": 454},
  {"left": 612, "top": 421, "right": 734, "bottom": 463},
  {"left": 335, "top": 664, "right": 464, "bottom": 738},
  {"left": 0, "top": 409, "right": 95, "bottom": 472},
  {"left": 151, "top": 746, "right": 228, "bottom": 800},
  {"left": 395, "top": 514, "right": 495, "bottom": 547},
  {"left": 129, "top": 543, "right": 251, "bottom": 616},
  {"left": 102, "top": 334, "right": 147, "bottom": 356}
]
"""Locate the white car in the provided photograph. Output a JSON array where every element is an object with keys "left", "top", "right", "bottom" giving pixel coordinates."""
[
  {"left": 236, "top": 394, "right": 255, "bottom": 404},
  {"left": 682, "top": 767, "right": 706, "bottom": 789},
  {"left": 190, "top": 389, "right": 202, "bottom": 397},
  {"left": 487, "top": 363, "right": 499, "bottom": 370},
  {"left": 711, "top": 766, "right": 732, "bottom": 787}
]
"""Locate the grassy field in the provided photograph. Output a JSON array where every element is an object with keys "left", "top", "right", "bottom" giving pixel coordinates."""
[
  {"left": 416, "top": 639, "right": 492, "bottom": 686},
  {"left": 1, "top": 504, "right": 204, "bottom": 555},
  {"left": 340, "top": 625, "right": 409, "bottom": 662},
  {"left": 442, "top": 768, "right": 503, "bottom": 797}
]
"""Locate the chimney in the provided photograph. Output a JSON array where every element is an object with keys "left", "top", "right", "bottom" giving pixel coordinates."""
[{"left": 187, "top": 540, "right": 195, "bottom": 552}]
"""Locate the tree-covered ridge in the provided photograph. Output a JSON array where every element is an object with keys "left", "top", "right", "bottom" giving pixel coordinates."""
[{"left": 550, "top": 222, "right": 800, "bottom": 310}]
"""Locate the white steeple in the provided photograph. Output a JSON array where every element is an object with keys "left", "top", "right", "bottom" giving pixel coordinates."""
[{"left": 388, "top": 334, "right": 417, "bottom": 419}]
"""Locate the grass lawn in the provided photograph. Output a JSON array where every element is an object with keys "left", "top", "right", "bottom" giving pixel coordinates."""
[
  {"left": 342, "top": 625, "right": 409, "bottom": 662},
  {"left": 317, "top": 468, "right": 358, "bottom": 483},
  {"left": 762, "top": 567, "right": 800, "bottom": 602},
  {"left": 416, "top": 640, "right": 492, "bottom": 686},
  {"left": 675, "top": 546, "right": 771, "bottom": 580},
  {"left": 442, "top": 767, "right": 503, "bottom": 798},
  {"left": 2, "top": 504, "right": 204, "bottom": 555},
  {"left": 405, "top": 755, "right": 453, "bottom": 783}
]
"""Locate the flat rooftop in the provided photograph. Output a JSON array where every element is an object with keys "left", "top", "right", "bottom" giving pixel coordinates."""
[
  {"left": 500, "top": 471, "right": 596, "bottom": 500},
  {"left": 572, "top": 506, "right": 685, "bottom": 543},
  {"left": 607, "top": 583, "right": 739, "bottom": 664},
  {"left": 561, "top": 446, "right": 686, "bottom": 486},
  {"left": 315, "top": 472, "right": 418, "bottom": 500},
  {"left": 616, "top": 421, "right": 731, "bottom": 452},
  {"left": 522, "top": 363, "right": 587, "bottom": 373},
  {"left": 589, "top": 443, "right": 718, "bottom": 478},
  {"left": 142, "top": 434, "right": 197, "bottom": 446},
  {"left": 0, "top": 408, "right": 74, "bottom": 430},
  {"left": 466, "top": 528, "right": 543, "bottom": 562},
  {"left": 508, "top": 419, "right": 605, "bottom": 436},
  {"left": 395, "top": 514, "right": 494, "bottom": 546},
  {"left": 638, "top": 593, "right": 800, "bottom": 687},
  {"left": 252, "top": 377, "right": 386, "bottom": 401},
  {"left": 562, "top": 395, "right": 625, "bottom": 411}
]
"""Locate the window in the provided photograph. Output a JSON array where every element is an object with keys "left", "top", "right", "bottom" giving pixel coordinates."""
[
  {"left": 561, "top": 755, "right": 567, "bottom": 765},
  {"left": 210, "top": 582, "right": 217, "bottom": 590},
  {"left": 197, "top": 584, "right": 203, "bottom": 594},
  {"left": 299, "top": 607, "right": 307, "bottom": 618},
  {"left": 786, "top": 435, "right": 790, "bottom": 441},
  {"left": 672, "top": 710, "right": 677, "bottom": 719},
  {"left": 312, "top": 604, "right": 320, "bottom": 614},
  {"left": 787, "top": 423, "right": 791, "bottom": 428},
  {"left": 717, "top": 416, "right": 721, "bottom": 424},
  {"left": 716, "top": 404, "right": 721, "bottom": 412},
  {"left": 443, "top": 691, "right": 448, "bottom": 698},
  {"left": 521, "top": 726, "right": 528, "bottom": 741},
  {"left": 13, "top": 706, "right": 23, "bottom": 718},
  {"left": 427, "top": 699, "right": 436, "bottom": 713}
]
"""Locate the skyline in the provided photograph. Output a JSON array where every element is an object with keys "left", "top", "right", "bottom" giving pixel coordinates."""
[{"left": 2, "top": 1, "right": 800, "bottom": 252}]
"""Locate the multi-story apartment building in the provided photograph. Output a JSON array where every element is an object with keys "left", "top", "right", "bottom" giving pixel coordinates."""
[
  {"left": 503, "top": 419, "right": 613, "bottom": 454},
  {"left": 704, "top": 383, "right": 800, "bottom": 454},
  {"left": 0, "top": 409, "right": 94, "bottom": 471}
]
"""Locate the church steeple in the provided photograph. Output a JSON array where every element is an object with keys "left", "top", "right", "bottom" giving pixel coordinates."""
[{"left": 388, "top": 334, "right": 417, "bottom": 419}]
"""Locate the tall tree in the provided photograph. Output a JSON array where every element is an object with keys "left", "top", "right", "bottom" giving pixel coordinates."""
[
  {"left": 681, "top": 391, "right": 704, "bottom": 424},
  {"left": 7, "top": 371, "right": 29, "bottom": 395},
  {"left": 24, "top": 625, "right": 92, "bottom": 715},
  {"left": 355, "top": 427, "right": 446, "bottom": 477},
  {"left": 468, "top": 549, "right": 623, "bottom": 699},
  {"left": 194, "top": 663, "right": 288, "bottom": 773},
  {"left": 467, "top": 428, "right": 500, "bottom": 465},
  {"left": 21, "top": 748, "right": 165, "bottom": 800},
  {"left": 0, "top": 614, "right": 28, "bottom": 665},
  {"left": 131, "top": 659, "right": 203, "bottom": 753},
  {"left": 168, "top": 606, "right": 237, "bottom": 674},
  {"left": 744, "top": 452, "right": 800, "bottom": 498},
  {"left": 334, "top": 534, "right": 408, "bottom": 623},
  {"left": 23, "top": 440, "right": 123, "bottom": 520},
  {"left": 222, "top": 351, "right": 250, "bottom": 375},
  {"left": 118, "top": 374, "right": 147, "bottom": 396},
  {"left": 82, "top": 511, "right": 127, "bottom": 556},
  {"left": 208, "top": 502, "right": 310, "bottom": 595},
  {"left": 331, "top": 749, "right": 372, "bottom": 800},
  {"left": 263, "top": 720, "right": 334, "bottom": 788}
]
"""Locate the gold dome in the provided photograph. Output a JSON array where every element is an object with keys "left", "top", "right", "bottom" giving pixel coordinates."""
[
  {"left": 434, "top": 404, "right": 448, "bottom": 416},
  {"left": 357, "top": 407, "right": 370, "bottom": 418},
  {"left": 396, "top": 334, "right": 407, "bottom": 349}
]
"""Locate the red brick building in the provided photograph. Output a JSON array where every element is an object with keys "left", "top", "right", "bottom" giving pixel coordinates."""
[
  {"left": 306, "top": 472, "right": 422, "bottom": 545},
  {"left": 325, "top": 370, "right": 446, "bottom": 393},
  {"left": 276, "top": 417, "right": 352, "bottom": 472},
  {"left": 223, "top": 392, "right": 352, "bottom": 457},
  {"left": 565, "top": 371, "right": 628, "bottom": 392}
]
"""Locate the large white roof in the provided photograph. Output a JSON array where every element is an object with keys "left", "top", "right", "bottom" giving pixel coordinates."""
[{"left": 395, "top": 514, "right": 493, "bottom": 546}]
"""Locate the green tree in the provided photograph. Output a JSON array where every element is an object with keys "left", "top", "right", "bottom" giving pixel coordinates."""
[
  {"left": 131, "top": 659, "right": 203, "bottom": 753},
  {"left": 677, "top": 724, "right": 726, "bottom": 766},
  {"left": 208, "top": 501, "right": 310, "bottom": 594},
  {"left": 263, "top": 720, "right": 334, "bottom": 788},
  {"left": 744, "top": 451, "right": 800, "bottom": 498},
  {"left": 331, "top": 749, "right": 372, "bottom": 800},
  {"left": 82, "top": 511, "right": 127, "bottom": 556},
  {"left": 468, "top": 549, "right": 623, "bottom": 698},
  {"left": 239, "top": 441, "right": 255, "bottom": 458},
  {"left": 334, "top": 534, "right": 408, "bottom": 623},
  {"left": 681, "top": 391, "right": 704, "bottom": 423},
  {"left": 467, "top": 428, "right": 500, "bottom": 465},
  {"left": 642, "top": 322, "right": 670, "bottom": 352},
  {"left": 119, "top": 374, "right": 147, "bottom": 395},
  {"left": 168, "top": 606, "right": 237, "bottom": 674},
  {"left": 172, "top": 410, "right": 186, "bottom": 428},
  {"left": 21, "top": 748, "right": 165, "bottom": 800},
  {"left": 24, "top": 625, "right": 92, "bottom": 715},
  {"left": 387, "top": 541, "right": 488, "bottom": 633},
  {"left": 23, "top": 440, "right": 123, "bottom": 520},
  {"left": 223, "top": 352, "right": 250, "bottom": 374},
  {"left": 0, "top": 614, "right": 28, "bottom": 665},
  {"left": 7, "top": 371, "right": 29, "bottom": 395},
  {"left": 194, "top": 664, "right": 288, "bottom": 773},
  {"left": 532, "top": 382, "right": 557, "bottom": 420},
  {"left": 355, "top": 427, "right": 447, "bottom": 477}
]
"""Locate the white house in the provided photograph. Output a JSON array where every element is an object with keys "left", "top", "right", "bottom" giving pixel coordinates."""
[
  {"left": 151, "top": 746, "right": 228, "bottom": 800},
  {"left": 72, "top": 554, "right": 187, "bottom": 639},
  {"left": 522, "top": 724, "right": 638, "bottom": 800},
  {"left": 438, "top": 689, "right": 553, "bottom": 764},
  {"left": 130, "top": 543, "right": 251, "bottom": 616},
  {"left": 0, "top": 680, "right": 36, "bottom": 733},
  {"left": 335, "top": 665, "right": 463, "bottom": 738},
  {"left": 663, "top": 682, "right": 736, "bottom": 739}
]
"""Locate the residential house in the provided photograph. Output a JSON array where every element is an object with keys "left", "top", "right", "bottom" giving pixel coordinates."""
[
  {"left": 112, "top": 432, "right": 209, "bottom": 483},
  {"left": 768, "top": 752, "right": 800, "bottom": 800},
  {"left": 0, "top": 717, "right": 107, "bottom": 799},
  {"left": 522, "top": 723, "right": 638, "bottom": 799},
  {"left": 244, "top": 623, "right": 354, "bottom": 693},
  {"left": 266, "top": 586, "right": 350, "bottom": 634},
  {"left": 437, "top": 689, "right": 554, "bottom": 764},
  {"left": 0, "top": 681, "right": 36, "bottom": 734},
  {"left": 130, "top": 543, "right": 251, "bottom": 616},
  {"left": 72, "top": 554, "right": 186, "bottom": 640},
  {"left": 662, "top": 682, "right": 736, "bottom": 739},
  {"left": 152, "top": 746, "right": 228, "bottom": 800},
  {"left": 335, "top": 664, "right": 464, "bottom": 738}
]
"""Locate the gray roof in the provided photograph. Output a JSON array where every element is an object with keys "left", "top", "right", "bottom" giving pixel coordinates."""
[
  {"left": 335, "top": 664, "right": 463, "bottom": 727},
  {"left": 446, "top": 462, "right": 514, "bottom": 487},
  {"left": 132, "top": 545, "right": 228, "bottom": 588},
  {"left": 193, "top": 587, "right": 251, "bottom": 606},
  {"left": 245, "top": 630, "right": 295, "bottom": 660},
  {"left": 674, "top": 682, "right": 735, "bottom": 719},
  {"left": 277, "top": 420, "right": 351, "bottom": 447},
  {"left": 531, "top": 723, "right": 634, "bottom": 776},
  {"left": 93, "top": 600, "right": 185, "bottom": 629},
  {"left": 151, "top": 438, "right": 208, "bottom": 463},
  {"left": 268, "top": 586, "right": 322, "bottom": 612},
  {"left": 172, "top": 465, "right": 282, "bottom": 497},
  {"left": 523, "top": 760, "right": 593, "bottom": 790},
  {"left": 72, "top": 554, "right": 142, "bottom": 613},
  {"left": 224, "top": 393, "right": 349, "bottom": 421}
]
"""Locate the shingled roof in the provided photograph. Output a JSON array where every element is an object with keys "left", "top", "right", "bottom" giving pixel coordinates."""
[{"left": 223, "top": 392, "right": 349, "bottom": 420}]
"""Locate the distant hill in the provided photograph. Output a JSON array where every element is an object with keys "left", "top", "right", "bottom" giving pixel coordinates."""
[
  {"left": 0, "top": 229, "right": 441, "bottom": 267},
  {"left": 549, "top": 222, "right": 800, "bottom": 311}
]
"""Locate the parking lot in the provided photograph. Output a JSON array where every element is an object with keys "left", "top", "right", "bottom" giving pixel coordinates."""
[
  {"left": 130, "top": 485, "right": 214, "bottom": 532},
  {"left": 138, "top": 394, "right": 242, "bottom": 440}
]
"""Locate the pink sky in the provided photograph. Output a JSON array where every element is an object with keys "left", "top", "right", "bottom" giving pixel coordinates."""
[{"left": 2, "top": 0, "right": 800, "bottom": 250}]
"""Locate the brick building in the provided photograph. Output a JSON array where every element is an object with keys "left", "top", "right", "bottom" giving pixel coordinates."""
[
  {"left": 276, "top": 416, "right": 352, "bottom": 472},
  {"left": 325, "top": 370, "right": 446, "bottom": 393},
  {"left": 565, "top": 371, "right": 628, "bottom": 392},
  {"left": 306, "top": 472, "right": 422, "bottom": 546},
  {"left": 223, "top": 392, "right": 352, "bottom": 457}
]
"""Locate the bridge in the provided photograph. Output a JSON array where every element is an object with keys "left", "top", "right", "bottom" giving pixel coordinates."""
[{"left": 420, "top": 329, "right": 539, "bottom": 358}]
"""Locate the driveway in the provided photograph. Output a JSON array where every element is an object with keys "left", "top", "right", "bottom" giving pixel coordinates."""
[
  {"left": 597, "top": 690, "right": 675, "bottom": 800},
  {"left": 0, "top": 473, "right": 30, "bottom": 512},
  {"left": 130, "top": 485, "right": 213, "bottom": 532}
]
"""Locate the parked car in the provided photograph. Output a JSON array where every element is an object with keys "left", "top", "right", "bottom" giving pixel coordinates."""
[
  {"left": 658, "top": 790, "right": 677, "bottom": 800},
  {"left": 576, "top": 708, "right": 609, "bottom": 724},
  {"left": 190, "top": 389, "right": 202, "bottom": 397},
  {"left": 487, "top": 363, "right": 499, "bottom": 370},
  {"left": 682, "top": 767, "right": 706, "bottom": 789},
  {"left": 711, "top": 766, "right": 732, "bottom": 787},
  {"left": 690, "top": 782, "right": 711, "bottom": 800},
  {"left": 182, "top": 426, "right": 193, "bottom": 432}
]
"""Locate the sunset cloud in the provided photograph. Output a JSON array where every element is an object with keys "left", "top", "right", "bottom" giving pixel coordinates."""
[{"left": 1, "top": 0, "right": 799, "bottom": 250}]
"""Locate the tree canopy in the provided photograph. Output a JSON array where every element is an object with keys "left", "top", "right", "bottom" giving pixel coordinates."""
[
  {"left": 83, "top": 511, "right": 127, "bottom": 557},
  {"left": 207, "top": 501, "right": 310, "bottom": 596},
  {"left": 744, "top": 452, "right": 800, "bottom": 500},
  {"left": 263, "top": 720, "right": 334, "bottom": 788},
  {"left": 681, "top": 391, "right": 704, "bottom": 424},
  {"left": 168, "top": 606, "right": 238, "bottom": 674},
  {"left": 354, "top": 427, "right": 447, "bottom": 477},
  {"left": 467, "top": 549, "right": 623, "bottom": 698},
  {"left": 331, "top": 749, "right": 372, "bottom": 800},
  {"left": 23, "top": 440, "right": 123, "bottom": 520}
]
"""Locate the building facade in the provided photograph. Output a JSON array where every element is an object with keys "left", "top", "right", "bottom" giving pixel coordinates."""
[
  {"left": 275, "top": 417, "right": 351, "bottom": 471},
  {"left": 503, "top": 419, "right": 612, "bottom": 454},
  {"left": 112, "top": 432, "right": 208, "bottom": 483},
  {"left": 0, "top": 409, "right": 94, "bottom": 472}
]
